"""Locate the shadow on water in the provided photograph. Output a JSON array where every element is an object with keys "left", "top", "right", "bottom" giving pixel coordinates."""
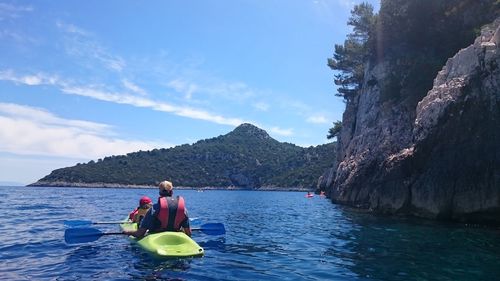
[
  {"left": 198, "top": 237, "right": 226, "bottom": 251},
  {"left": 129, "top": 256, "right": 192, "bottom": 281},
  {"left": 125, "top": 243, "right": 219, "bottom": 281},
  {"left": 324, "top": 207, "right": 500, "bottom": 281}
]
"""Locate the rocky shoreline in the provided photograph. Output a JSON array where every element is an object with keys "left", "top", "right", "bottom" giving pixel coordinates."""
[
  {"left": 321, "top": 18, "right": 500, "bottom": 224},
  {"left": 27, "top": 181, "right": 314, "bottom": 192}
]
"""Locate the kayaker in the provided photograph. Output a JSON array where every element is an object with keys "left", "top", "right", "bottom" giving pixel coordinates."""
[
  {"left": 123, "top": 180, "right": 192, "bottom": 238},
  {"left": 128, "top": 196, "right": 153, "bottom": 224}
]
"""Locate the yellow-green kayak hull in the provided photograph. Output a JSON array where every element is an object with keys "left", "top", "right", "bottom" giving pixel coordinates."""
[{"left": 120, "top": 221, "right": 204, "bottom": 258}]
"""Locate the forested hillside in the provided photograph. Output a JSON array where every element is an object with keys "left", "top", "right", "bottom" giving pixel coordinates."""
[{"left": 31, "top": 123, "right": 336, "bottom": 189}]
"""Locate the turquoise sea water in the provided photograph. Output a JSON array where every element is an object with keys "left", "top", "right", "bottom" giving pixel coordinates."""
[{"left": 1, "top": 186, "right": 499, "bottom": 280}]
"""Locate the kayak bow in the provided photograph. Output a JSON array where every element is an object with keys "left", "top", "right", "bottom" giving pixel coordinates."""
[{"left": 120, "top": 220, "right": 204, "bottom": 258}]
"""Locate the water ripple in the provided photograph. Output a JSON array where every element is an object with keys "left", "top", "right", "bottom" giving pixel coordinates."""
[{"left": 1, "top": 187, "right": 500, "bottom": 280}]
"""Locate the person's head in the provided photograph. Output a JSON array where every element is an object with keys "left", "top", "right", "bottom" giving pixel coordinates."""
[
  {"left": 159, "top": 180, "right": 173, "bottom": 197},
  {"left": 139, "top": 196, "right": 152, "bottom": 209}
]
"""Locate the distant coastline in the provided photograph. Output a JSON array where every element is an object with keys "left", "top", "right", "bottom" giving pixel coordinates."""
[
  {"left": 0, "top": 181, "right": 24, "bottom": 187},
  {"left": 27, "top": 181, "right": 314, "bottom": 192}
]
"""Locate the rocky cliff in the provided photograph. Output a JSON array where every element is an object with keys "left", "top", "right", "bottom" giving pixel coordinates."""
[{"left": 324, "top": 19, "right": 500, "bottom": 223}]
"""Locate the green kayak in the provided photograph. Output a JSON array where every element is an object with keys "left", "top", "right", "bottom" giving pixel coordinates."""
[{"left": 120, "top": 220, "right": 204, "bottom": 258}]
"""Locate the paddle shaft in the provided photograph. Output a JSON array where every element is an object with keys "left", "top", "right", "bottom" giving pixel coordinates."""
[
  {"left": 102, "top": 232, "right": 127, "bottom": 236},
  {"left": 93, "top": 221, "right": 130, "bottom": 225},
  {"left": 65, "top": 217, "right": 201, "bottom": 227}
]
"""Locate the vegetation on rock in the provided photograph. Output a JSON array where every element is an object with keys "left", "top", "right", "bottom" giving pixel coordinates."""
[
  {"left": 329, "top": 0, "right": 499, "bottom": 103},
  {"left": 32, "top": 123, "right": 336, "bottom": 189}
]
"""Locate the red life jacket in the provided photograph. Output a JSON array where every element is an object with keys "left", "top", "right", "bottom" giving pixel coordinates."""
[
  {"left": 129, "top": 207, "right": 149, "bottom": 223},
  {"left": 156, "top": 196, "right": 187, "bottom": 231},
  {"left": 129, "top": 208, "right": 138, "bottom": 221}
]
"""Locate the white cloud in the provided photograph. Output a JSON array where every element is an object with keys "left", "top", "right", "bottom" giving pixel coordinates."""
[
  {"left": 0, "top": 103, "right": 170, "bottom": 159},
  {"left": 269, "top": 127, "right": 293, "bottom": 137},
  {"left": 0, "top": 70, "right": 251, "bottom": 127},
  {"left": 253, "top": 102, "right": 270, "bottom": 112},
  {"left": 167, "top": 76, "right": 256, "bottom": 103},
  {"left": 281, "top": 99, "right": 311, "bottom": 114},
  {"left": 0, "top": 154, "right": 81, "bottom": 185},
  {"left": 55, "top": 21, "right": 90, "bottom": 36},
  {"left": 57, "top": 21, "right": 125, "bottom": 72},
  {"left": 0, "top": 103, "right": 110, "bottom": 134},
  {"left": 0, "top": 70, "right": 59, "bottom": 86},
  {"left": 306, "top": 115, "right": 329, "bottom": 124},
  {"left": 337, "top": 0, "right": 356, "bottom": 8},
  {"left": 336, "top": 0, "right": 378, "bottom": 9},
  {"left": 167, "top": 78, "right": 198, "bottom": 99},
  {"left": 205, "top": 81, "right": 253, "bottom": 100},
  {"left": 0, "top": 3, "right": 33, "bottom": 21},
  {"left": 123, "top": 79, "right": 147, "bottom": 96},
  {"left": 61, "top": 85, "right": 247, "bottom": 126},
  {"left": 0, "top": 29, "right": 37, "bottom": 44}
]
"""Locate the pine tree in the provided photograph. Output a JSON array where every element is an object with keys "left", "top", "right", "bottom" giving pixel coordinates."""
[{"left": 328, "top": 3, "right": 375, "bottom": 101}]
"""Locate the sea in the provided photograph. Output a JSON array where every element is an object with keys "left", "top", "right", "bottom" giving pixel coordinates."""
[{"left": 1, "top": 186, "right": 499, "bottom": 281}]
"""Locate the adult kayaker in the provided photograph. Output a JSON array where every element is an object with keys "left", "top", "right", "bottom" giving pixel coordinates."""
[
  {"left": 128, "top": 196, "right": 153, "bottom": 224},
  {"left": 123, "top": 180, "right": 192, "bottom": 238}
]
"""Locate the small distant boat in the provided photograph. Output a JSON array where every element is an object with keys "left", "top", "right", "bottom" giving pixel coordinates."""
[{"left": 305, "top": 193, "right": 314, "bottom": 198}]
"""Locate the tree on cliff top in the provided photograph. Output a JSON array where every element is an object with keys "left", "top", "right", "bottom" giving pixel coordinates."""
[
  {"left": 327, "top": 2, "right": 375, "bottom": 102},
  {"left": 374, "top": 0, "right": 499, "bottom": 102}
]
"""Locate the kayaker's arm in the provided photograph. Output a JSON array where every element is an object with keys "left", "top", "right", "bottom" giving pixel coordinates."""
[
  {"left": 183, "top": 227, "right": 192, "bottom": 237},
  {"left": 123, "top": 227, "right": 147, "bottom": 238},
  {"left": 124, "top": 205, "right": 154, "bottom": 238}
]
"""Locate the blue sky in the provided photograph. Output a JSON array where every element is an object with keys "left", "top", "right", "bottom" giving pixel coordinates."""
[{"left": 0, "top": 0, "right": 379, "bottom": 185}]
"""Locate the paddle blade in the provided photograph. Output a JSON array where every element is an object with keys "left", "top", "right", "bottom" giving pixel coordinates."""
[
  {"left": 64, "top": 220, "right": 93, "bottom": 227},
  {"left": 195, "top": 223, "right": 226, "bottom": 235},
  {"left": 64, "top": 227, "right": 104, "bottom": 244}
]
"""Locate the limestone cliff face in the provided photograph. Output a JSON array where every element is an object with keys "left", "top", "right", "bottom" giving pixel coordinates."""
[{"left": 327, "top": 19, "right": 500, "bottom": 223}]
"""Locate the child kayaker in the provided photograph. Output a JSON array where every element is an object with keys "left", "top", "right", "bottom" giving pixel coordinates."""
[{"left": 128, "top": 196, "right": 153, "bottom": 224}]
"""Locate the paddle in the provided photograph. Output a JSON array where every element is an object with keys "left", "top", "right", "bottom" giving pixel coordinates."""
[
  {"left": 65, "top": 222, "right": 225, "bottom": 244},
  {"left": 64, "top": 220, "right": 130, "bottom": 227},
  {"left": 64, "top": 227, "right": 125, "bottom": 244},
  {"left": 193, "top": 223, "right": 226, "bottom": 235},
  {"left": 64, "top": 217, "right": 203, "bottom": 227}
]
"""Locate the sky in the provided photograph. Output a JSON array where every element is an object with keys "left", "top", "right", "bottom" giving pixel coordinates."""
[{"left": 0, "top": 0, "right": 379, "bottom": 185}]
